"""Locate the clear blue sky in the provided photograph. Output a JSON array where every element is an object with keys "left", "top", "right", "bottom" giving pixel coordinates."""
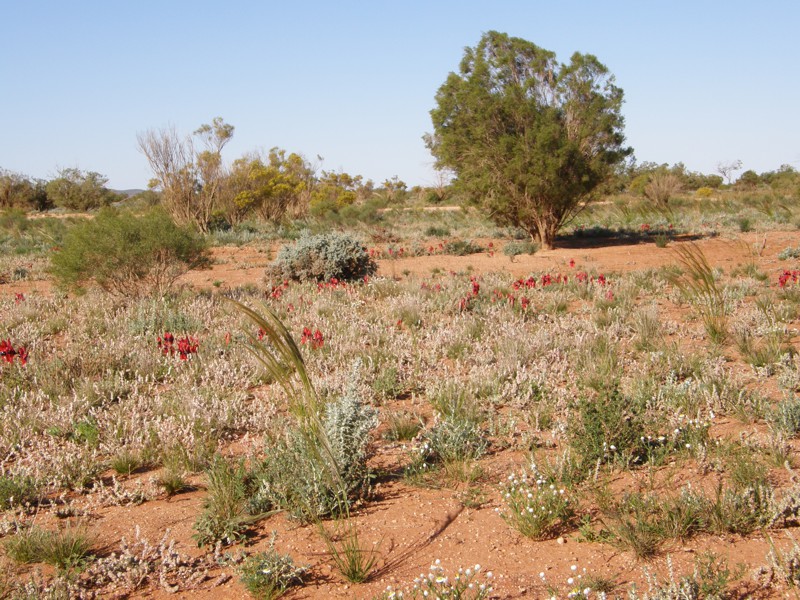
[{"left": 1, "top": 1, "right": 798, "bottom": 190}]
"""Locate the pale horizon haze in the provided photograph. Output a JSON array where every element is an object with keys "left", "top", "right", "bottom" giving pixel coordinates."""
[{"left": 1, "top": 1, "right": 798, "bottom": 190}]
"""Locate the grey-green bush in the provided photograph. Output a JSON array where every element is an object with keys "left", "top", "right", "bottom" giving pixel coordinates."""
[
  {"left": 49, "top": 207, "right": 208, "bottom": 297},
  {"left": 248, "top": 388, "right": 377, "bottom": 521},
  {"left": 265, "top": 231, "right": 376, "bottom": 282}
]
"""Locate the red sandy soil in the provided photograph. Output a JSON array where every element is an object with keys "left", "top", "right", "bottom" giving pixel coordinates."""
[{"left": 3, "top": 229, "right": 800, "bottom": 598}]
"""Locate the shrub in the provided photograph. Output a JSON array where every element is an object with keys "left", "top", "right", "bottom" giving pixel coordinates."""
[
  {"left": 0, "top": 475, "right": 39, "bottom": 509},
  {"left": 49, "top": 207, "right": 208, "bottom": 297},
  {"left": 266, "top": 231, "right": 376, "bottom": 282},
  {"left": 568, "top": 387, "right": 647, "bottom": 472},
  {"left": 249, "top": 388, "right": 377, "bottom": 522},
  {"left": 193, "top": 456, "right": 258, "bottom": 547},
  {"left": 239, "top": 535, "right": 308, "bottom": 599},
  {"left": 502, "top": 240, "right": 537, "bottom": 261},
  {"left": 770, "top": 396, "right": 800, "bottom": 436},
  {"left": 443, "top": 239, "right": 483, "bottom": 256},
  {"left": 695, "top": 186, "right": 714, "bottom": 198}
]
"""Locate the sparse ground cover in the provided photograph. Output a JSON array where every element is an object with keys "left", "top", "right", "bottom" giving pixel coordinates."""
[{"left": 1, "top": 196, "right": 800, "bottom": 598}]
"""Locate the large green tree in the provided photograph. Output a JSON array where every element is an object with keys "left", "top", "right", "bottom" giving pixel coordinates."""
[{"left": 427, "top": 31, "right": 631, "bottom": 249}]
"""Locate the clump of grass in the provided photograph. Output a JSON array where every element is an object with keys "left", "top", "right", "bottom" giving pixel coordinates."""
[
  {"left": 193, "top": 455, "right": 253, "bottom": 547},
  {"left": 443, "top": 239, "right": 483, "bottom": 256},
  {"left": 601, "top": 492, "right": 665, "bottom": 559},
  {"left": 0, "top": 474, "right": 40, "bottom": 510},
  {"left": 503, "top": 240, "right": 537, "bottom": 261},
  {"left": 383, "top": 411, "right": 423, "bottom": 441},
  {"left": 4, "top": 523, "right": 93, "bottom": 571},
  {"left": 110, "top": 448, "right": 142, "bottom": 476},
  {"left": 319, "top": 517, "right": 381, "bottom": 583},
  {"left": 157, "top": 445, "right": 190, "bottom": 496},
  {"left": 669, "top": 243, "right": 728, "bottom": 345},
  {"left": 735, "top": 328, "right": 793, "bottom": 370}
]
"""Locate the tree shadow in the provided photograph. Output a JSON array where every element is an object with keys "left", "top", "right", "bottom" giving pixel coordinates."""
[{"left": 554, "top": 231, "right": 707, "bottom": 251}]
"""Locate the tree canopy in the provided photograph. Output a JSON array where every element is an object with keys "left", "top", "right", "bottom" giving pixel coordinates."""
[{"left": 427, "top": 31, "right": 631, "bottom": 249}]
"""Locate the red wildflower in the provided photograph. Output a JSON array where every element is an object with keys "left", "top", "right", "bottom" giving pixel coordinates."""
[
  {"left": 16, "top": 346, "right": 28, "bottom": 366},
  {"left": 569, "top": 259, "right": 575, "bottom": 268},
  {"left": 14, "top": 293, "right": 25, "bottom": 304}
]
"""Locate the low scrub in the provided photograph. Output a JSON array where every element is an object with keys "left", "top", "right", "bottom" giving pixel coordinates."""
[
  {"left": 266, "top": 230, "right": 376, "bottom": 282},
  {"left": 49, "top": 207, "right": 208, "bottom": 297}
]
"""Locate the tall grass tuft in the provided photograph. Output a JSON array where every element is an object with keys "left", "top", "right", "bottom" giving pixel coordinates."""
[{"left": 669, "top": 243, "right": 728, "bottom": 345}]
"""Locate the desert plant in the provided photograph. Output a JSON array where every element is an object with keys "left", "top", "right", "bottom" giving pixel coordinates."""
[
  {"left": 770, "top": 396, "right": 800, "bottom": 436},
  {"left": 669, "top": 244, "right": 728, "bottom": 344},
  {"left": 568, "top": 387, "right": 647, "bottom": 472},
  {"left": 709, "top": 482, "right": 774, "bottom": 535},
  {"left": 49, "top": 207, "right": 208, "bottom": 297},
  {"left": 499, "top": 468, "right": 575, "bottom": 540},
  {"left": 239, "top": 535, "right": 308, "bottom": 599},
  {"left": 319, "top": 517, "right": 381, "bottom": 583},
  {"left": 502, "top": 240, "right": 537, "bottom": 261},
  {"left": 193, "top": 455, "right": 253, "bottom": 546},
  {"left": 4, "top": 523, "right": 92, "bottom": 571},
  {"left": 442, "top": 239, "right": 483, "bottom": 256},
  {"left": 628, "top": 553, "right": 739, "bottom": 600},
  {"left": 427, "top": 31, "right": 630, "bottom": 249},
  {"left": 0, "top": 474, "right": 40, "bottom": 509},
  {"left": 644, "top": 170, "right": 682, "bottom": 213},
  {"left": 383, "top": 411, "right": 423, "bottom": 441},
  {"left": 250, "top": 387, "right": 377, "bottom": 521},
  {"left": 266, "top": 231, "right": 377, "bottom": 282},
  {"left": 735, "top": 329, "right": 793, "bottom": 370},
  {"left": 601, "top": 492, "right": 665, "bottom": 559},
  {"left": 377, "top": 561, "right": 493, "bottom": 600}
]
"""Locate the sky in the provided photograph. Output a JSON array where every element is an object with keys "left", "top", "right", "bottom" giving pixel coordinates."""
[{"left": 1, "top": 1, "right": 798, "bottom": 190}]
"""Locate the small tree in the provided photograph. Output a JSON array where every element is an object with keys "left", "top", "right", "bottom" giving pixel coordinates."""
[
  {"left": 138, "top": 117, "right": 234, "bottom": 233},
  {"left": 226, "top": 148, "right": 313, "bottom": 224},
  {"left": 716, "top": 159, "right": 743, "bottom": 185},
  {"left": 427, "top": 31, "right": 631, "bottom": 249},
  {"left": 45, "top": 168, "right": 119, "bottom": 211},
  {"left": 309, "top": 171, "right": 365, "bottom": 214},
  {"left": 0, "top": 170, "right": 50, "bottom": 211}
]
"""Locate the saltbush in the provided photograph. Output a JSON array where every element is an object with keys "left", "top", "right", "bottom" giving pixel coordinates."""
[
  {"left": 266, "top": 231, "right": 376, "bottom": 282},
  {"left": 49, "top": 207, "right": 208, "bottom": 297}
]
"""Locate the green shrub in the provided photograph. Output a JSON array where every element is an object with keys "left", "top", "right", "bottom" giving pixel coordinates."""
[
  {"left": 568, "top": 387, "right": 647, "bottom": 472},
  {"left": 4, "top": 524, "right": 92, "bottom": 571},
  {"left": 771, "top": 396, "right": 800, "bottom": 436},
  {"left": 443, "top": 239, "right": 483, "bottom": 256},
  {"left": 0, "top": 475, "right": 40, "bottom": 509},
  {"left": 49, "top": 207, "right": 208, "bottom": 297},
  {"left": 239, "top": 537, "right": 308, "bottom": 599},
  {"left": 502, "top": 240, "right": 537, "bottom": 260},
  {"left": 266, "top": 231, "right": 376, "bottom": 282}
]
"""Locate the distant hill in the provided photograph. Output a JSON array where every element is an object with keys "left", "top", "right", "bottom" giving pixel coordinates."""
[{"left": 113, "top": 189, "right": 146, "bottom": 198}]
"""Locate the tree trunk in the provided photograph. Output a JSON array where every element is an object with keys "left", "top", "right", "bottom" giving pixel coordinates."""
[{"left": 534, "top": 218, "right": 558, "bottom": 251}]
